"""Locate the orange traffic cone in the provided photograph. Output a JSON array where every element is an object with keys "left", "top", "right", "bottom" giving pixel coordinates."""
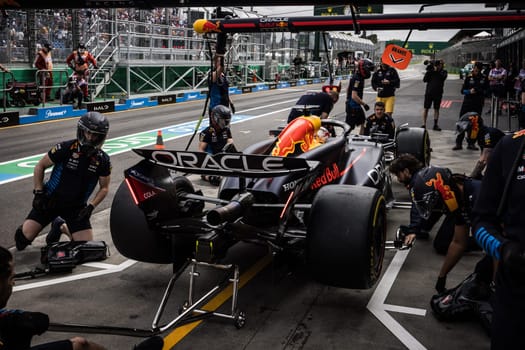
[{"left": 155, "top": 130, "right": 165, "bottom": 149}]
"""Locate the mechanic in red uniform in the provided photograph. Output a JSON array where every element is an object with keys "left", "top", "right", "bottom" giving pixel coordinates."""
[
  {"left": 346, "top": 58, "right": 374, "bottom": 131},
  {"left": 14, "top": 112, "right": 111, "bottom": 250},
  {"left": 65, "top": 44, "right": 98, "bottom": 102},
  {"left": 472, "top": 131, "right": 525, "bottom": 349}
]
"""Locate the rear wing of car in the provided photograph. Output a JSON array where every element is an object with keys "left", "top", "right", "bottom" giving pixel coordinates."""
[{"left": 133, "top": 149, "right": 319, "bottom": 178}]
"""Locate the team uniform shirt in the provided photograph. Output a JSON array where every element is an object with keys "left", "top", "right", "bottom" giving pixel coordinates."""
[
  {"left": 0, "top": 308, "right": 49, "bottom": 350},
  {"left": 347, "top": 74, "right": 365, "bottom": 109},
  {"left": 45, "top": 140, "right": 111, "bottom": 208},
  {"left": 345, "top": 73, "right": 367, "bottom": 128},
  {"left": 209, "top": 74, "right": 230, "bottom": 112},
  {"left": 460, "top": 73, "right": 489, "bottom": 115},
  {"left": 199, "top": 126, "right": 232, "bottom": 154},
  {"left": 473, "top": 132, "right": 525, "bottom": 252},
  {"left": 362, "top": 114, "right": 396, "bottom": 139},
  {"left": 371, "top": 67, "right": 400, "bottom": 98},
  {"left": 476, "top": 126, "right": 505, "bottom": 150},
  {"left": 288, "top": 92, "right": 334, "bottom": 122}
]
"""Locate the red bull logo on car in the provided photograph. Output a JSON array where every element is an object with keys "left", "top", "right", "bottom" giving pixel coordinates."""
[
  {"left": 425, "top": 172, "right": 458, "bottom": 212},
  {"left": 271, "top": 116, "right": 321, "bottom": 157}
]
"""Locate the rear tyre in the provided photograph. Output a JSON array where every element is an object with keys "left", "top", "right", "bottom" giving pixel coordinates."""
[
  {"left": 307, "top": 185, "right": 386, "bottom": 289},
  {"left": 110, "top": 176, "right": 199, "bottom": 264},
  {"left": 396, "top": 126, "right": 431, "bottom": 166}
]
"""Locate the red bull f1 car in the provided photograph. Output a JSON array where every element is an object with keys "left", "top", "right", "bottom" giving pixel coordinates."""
[{"left": 110, "top": 118, "right": 430, "bottom": 290}]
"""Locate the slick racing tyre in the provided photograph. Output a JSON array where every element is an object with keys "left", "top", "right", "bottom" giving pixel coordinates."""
[
  {"left": 110, "top": 176, "right": 199, "bottom": 265},
  {"left": 396, "top": 126, "right": 431, "bottom": 166},
  {"left": 306, "top": 185, "right": 386, "bottom": 289}
]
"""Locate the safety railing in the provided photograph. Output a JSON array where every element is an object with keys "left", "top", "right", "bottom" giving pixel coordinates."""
[
  {"left": 1, "top": 71, "right": 15, "bottom": 112},
  {"left": 35, "top": 68, "right": 73, "bottom": 106}
]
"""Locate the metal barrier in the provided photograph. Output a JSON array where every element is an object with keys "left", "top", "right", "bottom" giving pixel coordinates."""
[
  {"left": 0, "top": 71, "right": 15, "bottom": 112},
  {"left": 35, "top": 68, "right": 72, "bottom": 106},
  {"left": 490, "top": 93, "right": 519, "bottom": 132}
]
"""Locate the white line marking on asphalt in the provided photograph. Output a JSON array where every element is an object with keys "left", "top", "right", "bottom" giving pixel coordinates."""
[
  {"left": 14, "top": 259, "right": 138, "bottom": 292},
  {"left": 367, "top": 249, "right": 427, "bottom": 350}
]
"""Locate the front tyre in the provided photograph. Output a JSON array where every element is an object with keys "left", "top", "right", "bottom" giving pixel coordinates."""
[
  {"left": 396, "top": 126, "right": 431, "bottom": 166},
  {"left": 307, "top": 185, "right": 386, "bottom": 289}
]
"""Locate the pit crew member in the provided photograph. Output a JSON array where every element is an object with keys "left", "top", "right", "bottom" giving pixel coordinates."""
[
  {"left": 472, "top": 131, "right": 525, "bottom": 349},
  {"left": 14, "top": 112, "right": 111, "bottom": 250},
  {"left": 346, "top": 58, "right": 375, "bottom": 131}
]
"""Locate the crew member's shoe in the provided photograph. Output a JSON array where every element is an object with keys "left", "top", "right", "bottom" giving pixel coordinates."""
[
  {"left": 452, "top": 145, "right": 463, "bottom": 151},
  {"left": 15, "top": 226, "right": 32, "bottom": 251},
  {"left": 46, "top": 217, "right": 66, "bottom": 245},
  {"left": 433, "top": 124, "right": 442, "bottom": 131},
  {"left": 467, "top": 144, "right": 479, "bottom": 150}
]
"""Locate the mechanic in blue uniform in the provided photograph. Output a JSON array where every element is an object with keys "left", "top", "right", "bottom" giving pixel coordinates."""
[
  {"left": 346, "top": 58, "right": 375, "bottom": 131},
  {"left": 409, "top": 166, "right": 489, "bottom": 293},
  {"left": 199, "top": 105, "right": 234, "bottom": 185},
  {"left": 389, "top": 154, "right": 442, "bottom": 247},
  {"left": 0, "top": 246, "right": 107, "bottom": 350},
  {"left": 0, "top": 246, "right": 163, "bottom": 350},
  {"left": 14, "top": 112, "right": 111, "bottom": 251},
  {"left": 472, "top": 131, "right": 525, "bottom": 349},
  {"left": 454, "top": 62, "right": 490, "bottom": 150},
  {"left": 454, "top": 112, "right": 505, "bottom": 179},
  {"left": 287, "top": 90, "right": 339, "bottom": 123},
  {"left": 209, "top": 33, "right": 235, "bottom": 115},
  {"left": 360, "top": 101, "right": 396, "bottom": 139}
]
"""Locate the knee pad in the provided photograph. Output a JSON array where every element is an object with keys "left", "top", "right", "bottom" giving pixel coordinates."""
[{"left": 15, "top": 226, "right": 32, "bottom": 251}]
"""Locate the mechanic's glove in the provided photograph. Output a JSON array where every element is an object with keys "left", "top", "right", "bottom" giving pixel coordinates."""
[
  {"left": 32, "top": 190, "right": 48, "bottom": 212},
  {"left": 500, "top": 240, "right": 525, "bottom": 277},
  {"left": 435, "top": 275, "right": 447, "bottom": 294},
  {"left": 362, "top": 103, "right": 370, "bottom": 111},
  {"left": 229, "top": 102, "right": 236, "bottom": 114},
  {"left": 77, "top": 204, "right": 94, "bottom": 221}
]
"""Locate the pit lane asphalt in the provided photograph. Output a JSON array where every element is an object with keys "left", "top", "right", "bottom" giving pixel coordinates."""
[{"left": 7, "top": 71, "right": 518, "bottom": 349}]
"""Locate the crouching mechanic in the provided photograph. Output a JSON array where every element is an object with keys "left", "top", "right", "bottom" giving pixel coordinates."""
[
  {"left": 0, "top": 246, "right": 107, "bottom": 349},
  {"left": 472, "top": 131, "right": 525, "bottom": 349},
  {"left": 199, "top": 105, "right": 234, "bottom": 185},
  {"left": 14, "top": 112, "right": 111, "bottom": 250},
  {"left": 454, "top": 112, "right": 505, "bottom": 179},
  {"left": 409, "top": 166, "right": 493, "bottom": 294}
]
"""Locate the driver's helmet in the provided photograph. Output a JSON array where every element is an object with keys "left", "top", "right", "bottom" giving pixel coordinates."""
[
  {"left": 357, "top": 58, "right": 375, "bottom": 79},
  {"left": 77, "top": 43, "right": 86, "bottom": 53},
  {"left": 456, "top": 112, "right": 483, "bottom": 141},
  {"left": 410, "top": 166, "right": 459, "bottom": 220},
  {"left": 77, "top": 112, "right": 109, "bottom": 150},
  {"left": 316, "top": 126, "right": 330, "bottom": 144},
  {"left": 210, "top": 104, "right": 232, "bottom": 130}
]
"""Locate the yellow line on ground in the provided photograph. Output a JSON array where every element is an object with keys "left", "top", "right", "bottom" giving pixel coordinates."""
[{"left": 162, "top": 253, "right": 273, "bottom": 350}]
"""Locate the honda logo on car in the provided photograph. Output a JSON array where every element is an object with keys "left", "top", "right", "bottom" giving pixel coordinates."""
[{"left": 151, "top": 150, "right": 287, "bottom": 172}]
